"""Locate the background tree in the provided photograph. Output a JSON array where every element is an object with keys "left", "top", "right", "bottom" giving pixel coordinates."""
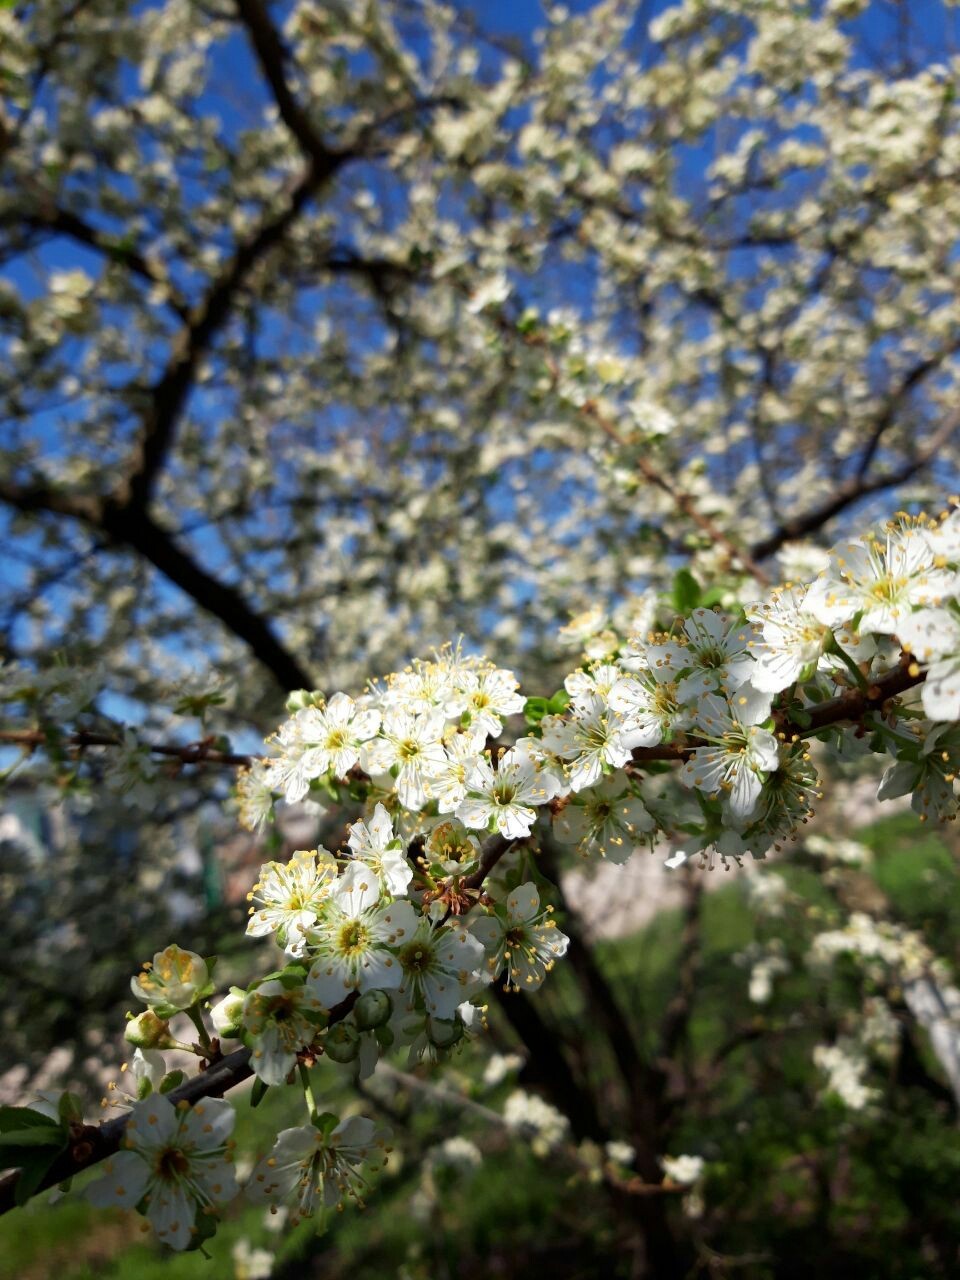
[{"left": 3, "top": 1, "right": 960, "bottom": 1277}]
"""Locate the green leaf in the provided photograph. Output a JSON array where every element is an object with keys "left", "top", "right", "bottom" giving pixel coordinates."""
[
  {"left": 523, "top": 696, "right": 549, "bottom": 725},
  {"left": 0, "top": 1107, "right": 61, "bottom": 1134},
  {"left": 0, "top": 1128, "right": 65, "bottom": 1150},
  {"left": 58, "top": 1093, "right": 84, "bottom": 1125},
  {"left": 547, "top": 689, "right": 570, "bottom": 714},
  {"left": 672, "top": 569, "right": 701, "bottom": 613},
  {"left": 14, "top": 1148, "right": 64, "bottom": 1207}
]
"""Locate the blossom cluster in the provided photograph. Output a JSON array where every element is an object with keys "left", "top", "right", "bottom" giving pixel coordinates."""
[
  {"left": 239, "top": 506, "right": 960, "bottom": 874},
  {"left": 13, "top": 500, "right": 960, "bottom": 1251}
]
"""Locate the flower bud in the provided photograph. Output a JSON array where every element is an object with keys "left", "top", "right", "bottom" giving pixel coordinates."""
[
  {"left": 130, "top": 944, "right": 210, "bottom": 1014},
  {"left": 324, "top": 1021, "right": 360, "bottom": 1063},
  {"left": 124, "top": 1009, "right": 174, "bottom": 1050},
  {"left": 427, "top": 1017, "right": 464, "bottom": 1050},
  {"left": 210, "top": 987, "right": 245, "bottom": 1039},
  {"left": 285, "top": 689, "right": 323, "bottom": 712},
  {"left": 354, "top": 989, "right": 392, "bottom": 1031}
]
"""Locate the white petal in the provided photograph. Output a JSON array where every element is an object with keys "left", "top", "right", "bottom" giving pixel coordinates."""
[
  {"left": 86, "top": 1151, "right": 151, "bottom": 1209},
  {"left": 147, "top": 1181, "right": 195, "bottom": 1251}
]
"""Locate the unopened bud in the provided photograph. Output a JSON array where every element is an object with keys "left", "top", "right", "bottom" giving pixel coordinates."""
[
  {"left": 324, "top": 1021, "right": 360, "bottom": 1063},
  {"left": 427, "top": 1017, "right": 463, "bottom": 1050},
  {"left": 210, "top": 987, "right": 245, "bottom": 1039},
  {"left": 124, "top": 1010, "right": 174, "bottom": 1050},
  {"left": 354, "top": 989, "right": 392, "bottom": 1031},
  {"left": 285, "top": 689, "right": 323, "bottom": 712}
]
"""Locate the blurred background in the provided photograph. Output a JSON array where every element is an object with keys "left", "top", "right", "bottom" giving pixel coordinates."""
[{"left": 3, "top": 0, "right": 960, "bottom": 1275}]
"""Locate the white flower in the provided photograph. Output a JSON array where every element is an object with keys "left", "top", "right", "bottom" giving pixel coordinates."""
[
  {"left": 482, "top": 1052, "right": 524, "bottom": 1088},
  {"left": 295, "top": 693, "right": 382, "bottom": 779},
  {"left": 346, "top": 803, "right": 413, "bottom": 896},
  {"left": 680, "top": 692, "right": 779, "bottom": 821},
  {"left": 877, "top": 722, "right": 960, "bottom": 821},
  {"left": 629, "top": 397, "right": 676, "bottom": 436},
  {"left": 103, "top": 728, "right": 157, "bottom": 809},
  {"left": 234, "top": 760, "right": 275, "bottom": 832},
  {"left": 552, "top": 777, "right": 656, "bottom": 862},
  {"left": 232, "top": 1238, "right": 274, "bottom": 1280},
  {"left": 131, "top": 945, "right": 210, "bottom": 1014},
  {"left": 457, "top": 743, "right": 561, "bottom": 838},
  {"left": 896, "top": 608, "right": 960, "bottom": 721},
  {"left": 805, "top": 523, "right": 960, "bottom": 635},
  {"left": 381, "top": 654, "right": 464, "bottom": 717},
  {"left": 745, "top": 585, "right": 830, "bottom": 692},
  {"left": 426, "top": 1135, "right": 483, "bottom": 1173},
  {"left": 242, "top": 978, "right": 323, "bottom": 1086},
  {"left": 503, "top": 1089, "right": 568, "bottom": 1153},
  {"left": 924, "top": 506, "right": 960, "bottom": 561},
  {"left": 646, "top": 610, "right": 763, "bottom": 701},
  {"left": 469, "top": 882, "right": 569, "bottom": 991},
  {"left": 360, "top": 709, "right": 448, "bottom": 810},
  {"left": 455, "top": 666, "right": 525, "bottom": 737},
  {"left": 607, "top": 667, "right": 688, "bottom": 744},
  {"left": 558, "top": 605, "right": 607, "bottom": 646},
  {"left": 246, "top": 849, "right": 340, "bottom": 956},
  {"left": 563, "top": 662, "right": 623, "bottom": 709},
  {"left": 539, "top": 696, "right": 651, "bottom": 792},
  {"left": 305, "top": 862, "right": 418, "bottom": 1007},
  {"left": 661, "top": 1154, "right": 704, "bottom": 1185},
  {"left": 430, "top": 730, "right": 487, "bottom": 813},
  {"left": 466, "top": 271, "right": 511, "bottom": 313},
  {"left": 87, "top": 1095, "right": 237, "bottom": 1250},
  {"left": 395, "top": 917, "right": 486, "bottom": 1018},
  {"left": 247, "top": 1116, "right": 389, "bottom": 1218},
  {"left": 813, "top": 1041, "right": 878, "bottom": 1110},
  {"left": 263, "top": 715, "right": 319, "bottom": 804}
]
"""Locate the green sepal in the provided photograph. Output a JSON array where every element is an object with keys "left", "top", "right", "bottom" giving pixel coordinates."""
[
  {"left": 312, "top": 1111, "right": 339, "bottom": 1137},
  {"left": 182, "top": 1204, "right": 220, "bottom": 1250},
  {"left": 159, "top": 1071, "right": 186, "bottom": 1094},
  {"left": 251, "top": 1079, "right": 270, "bottom": 1109}
]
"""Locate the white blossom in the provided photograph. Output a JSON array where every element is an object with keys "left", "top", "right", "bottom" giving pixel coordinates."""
[{"left": 87, "top": 1096, "right": 237, "bottom": 1250}]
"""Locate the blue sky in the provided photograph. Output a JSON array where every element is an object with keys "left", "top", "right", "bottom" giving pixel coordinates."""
[{"left": 2, "top": 0, "right": 958, "bottom": 729}]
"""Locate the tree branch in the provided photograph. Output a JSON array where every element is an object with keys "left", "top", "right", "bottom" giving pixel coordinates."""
[
  {"left": 0, "top": 481, "right": 315, "bottom": 691},
  {"left": 0, "top": 826, "right": 513, "bottom": 1216},
  {"left": 750, "top": 413, "right": 960, "bottom": 561}
]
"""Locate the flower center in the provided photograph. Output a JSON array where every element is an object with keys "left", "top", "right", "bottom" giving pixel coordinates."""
[
  {"left": 697, "top": 645, "right": 726, "bottom": 669},
  {"left": 156, "top": 1147, "right": 190, "bottom": 1180},
  {"left": 338, "top": 920, "right": 370, "bottom": 956},
  {"left": 398, "top": 942, "right": 433, "bottom": 973},
  {"left": 398, "top": 738, "right": 421, "bottom": 761}
]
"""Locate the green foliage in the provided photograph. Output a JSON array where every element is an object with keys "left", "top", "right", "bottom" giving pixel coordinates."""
[{"left": 4, "top": 813, "right": 960, "bottom": 1277}]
